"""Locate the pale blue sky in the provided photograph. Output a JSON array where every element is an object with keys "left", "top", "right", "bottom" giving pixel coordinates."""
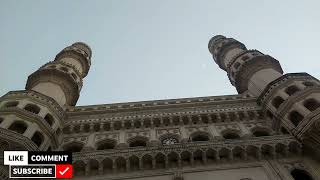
[{"left": 1, "top": 0, "right": 319, "bottom": 106}]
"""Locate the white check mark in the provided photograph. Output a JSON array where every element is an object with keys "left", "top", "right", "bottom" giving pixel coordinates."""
[{"left": 59, "top": 167, "right": 69, "bottom": 175}]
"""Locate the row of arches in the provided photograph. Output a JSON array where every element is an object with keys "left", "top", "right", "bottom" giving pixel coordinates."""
[
  {"left": 270, "top": 81, "right": 319, "bottom": 127},
  {"left": 1, "top": 101, "right": 56, "bottom": 127},
  {"left": 63, "top": 111, "right": 262, "bottom": 134},
  {"left": 72, "top": 141, "right": 301, "bottom": 176},
  {"left": 63, "top": 127, "right": 272, "bottom": 152},
  {"left": 2, "top": 120, "right": 44, "bottom": 147}
]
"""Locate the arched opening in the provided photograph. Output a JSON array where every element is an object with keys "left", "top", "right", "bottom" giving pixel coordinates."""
[
  {"left": 191, "top": 132, "right": 210, "bottom": 142},
  {"left": 291, "top": 169, "right": 313, "bottom": 180},
  {"left": 303, "top": 99, "right": 320, "bottom": 112},
  {"left": 201, "top": 114, "right": 209, "bottom": 124},
  {"left": 233, "top": 146, "right": 245, "bottom": 161},
  {"left": 168, "top": 152, "right": 179, "bottom": 168},
  {"left": 219, "top": 148, "right": 231, "bottom": 162},
  {"left": 83, "top": 124, "right": 90, "bottom": 132},
  {"left": 222, "top": 130, "right": 240, "bottom": 140},
  {"left": 73, "top": 161, "right": 85, "bottom": 176},
  {"left": 44, "top": 114, "right": 54, "bottom": 126},
  {"left": 134, "top": 120, "right": 142, "bottom": 128},
  {"left": 163, "top": 117, "right": 170, "bottom": 126},
  {"left": 206, "top": 149, "right": 217, "bottom": 163},
  {"left": 73, "top": 125, "right": 80, "bottom": 133},
  {"left": 114, "top": 121, "right": 121, "bottom": 130},
  {"left": 24, "top": 104, "right": 40, "bottom": 114},
  {"left": 96, "top": 139, "right": 116, "bottom": 150},
  {"left": 234, "top": 62, "right": 241, "bottom": 69},
  {"left": 102, "top": 158, "right": 113, "bottom": 174},
  {"left": 252, "top": 128, "right": 271, "bottom": 137},
  {"left": 93, "top": 123, "right": 100, "bottom": 132},
  {"left": 153, "top": 118, "right": 161, "bottom": 127},
  {"left": 285, "top": 85, "right": 300, "bottom": 96},
  {"left": 144, "top": 119, "right": 151, "bottom": 128},
  {"left": 142, "top": 154, "right": 153, "bottom": 169},
  {"left": 124, "top": 121, "right": 131, "bottom": 129},
  {"left": 103, "top": 123, "right": 110, "bottom": 131},
  {"left": 191, "top": 115, "right": 199, "bottom": 125},
  {"left": 275, "top": 143, "right": 287, "bottom": 158},
  {"left": 289, "top": 111, "right": 304, "bottom": 127},
  {"left": 88, "top": 159, "right": 99, "bottom": 176},
  {"left": 115, "top": 157, "right": 126, "bottom": 173},
  {"left": 303, "top": 81, "right": 315, "bottom": 87},
  {"left": 155, "top": 153, "right": 166, "bottom": 169},
  {"left": 129, "top": 156, "right": 139, "bottom": 171},
  {"left": 261, "top": 144, "right": 274, "bottom": 159},
  {"left": 4, "top": 101, "right": 19, "bottom": 108},
  {"left": 31, "top": 131, "right": 44, "bottom": 147},
  {"left": 63, "top": 142, "right": 84, "bottom": 152},
  {"left": 289, "top": 141, "right": 301, "bottom": 155},
  {"left": 193, "top": 150, "right": 203, "bottom": 165},
  {"left": 128, "top": 136, "right": 148, "bottom": 147},
  {"left": 272, "top": 96, "right": 285, "bottom": 109},
  {"left": 8, "top": 121, "right": 28, "bottom": 134},
  {"left": 60, "top": 67, "right": 68, "bottom": 72},
  {"left": 182, "top": 116, "right": 189, "bottom": 125},
  {"left": 181, "top": 151, "right": 191, "bottom": 167},
  {"left": 172, "top": 116, "right": 180, "bottom": 125},
  {"left": 247, "top": 145, "right": 259, "bottom": 160},
  {"left": 71, "top": 73, "right": 77, "bottom": 80}
]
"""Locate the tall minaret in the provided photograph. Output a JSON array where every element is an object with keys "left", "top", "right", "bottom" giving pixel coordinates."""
[
  {"left": 208, "top": 35, "right": 320, "bottom": 158},
  {"left": 0, "top": 42, "right": 91, "bottom": 153},
  {"left": 208, "top": 35, "right": 283, "bottom": 97},
  {"left": 26, "top": 42, "right": 92, "bottom": 107}
]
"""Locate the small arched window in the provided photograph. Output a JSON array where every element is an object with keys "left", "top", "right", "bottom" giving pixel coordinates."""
[
  {"left": 191, "top": 132, "right": 210, "bottom": 142},
  {"left": 8, "top": 121, "right": 28, "bottom": 134},
  {"left": 272, "top": 96, "right": 285, "bottom": 109},
  {"left": 71, "top": 73, "right": 77, "bottom": 80},
  {"left": 303, "top": 99, "right": 320, "bottom": 112},
  {"left": 291, "top": 169, "right": 313, "bottom": 180},
  {"left": 241, "top": 55, "right": 249, "bottom": 61},
  {"left": 44, "top": 114, "right": 54, "bottom": 126},
  {"left": 4, "top": 101, "right": 19, "bottom": 108},
  {"left": 289, "top": 111, "right": 304, "bottom": 127},
  {"left": 285, "top": 85, "right": 300, "bottom": 96},
  {"left": 24, "top": 104, "right": 40, "bottom": 114},
  {"left": 96, "top": 139, "right": 116, "bottom": 150},
  {"left": 129, "top": 137, "right": 148, "bottom": 147},
  {"left": 303, "top": 81, "right": 315, "bottom": 87},
  {"left": 252, "top": 128, "right": 270, "bottom": 137},
  {"left": 234, "top": 62, "right": 241, "bottom": 69},
  {"left": 222, "top": 130, "right": 240, "bottom": 139},
  {"left": 63, "top": 142, "right": 84, "bottom": 152},
  {"left": 60, "top": 67, "right": 68, "bottom": 72},
  {"left": 31, "top": 131, "right": 44, "bottom": 147}
]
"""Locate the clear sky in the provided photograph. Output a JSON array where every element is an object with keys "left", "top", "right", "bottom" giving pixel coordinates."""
[{"left": 1, "top": 0, "right": 319, "bottom": 106}]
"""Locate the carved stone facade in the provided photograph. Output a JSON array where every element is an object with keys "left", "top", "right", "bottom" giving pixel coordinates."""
[{"left": 0, "top": 36, "right": 319, "bottom": 180}]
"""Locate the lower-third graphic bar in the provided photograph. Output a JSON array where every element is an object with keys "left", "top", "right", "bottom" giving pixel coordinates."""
[{"left": 10, "top": 165, "right": 55, "bottom": 178}]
